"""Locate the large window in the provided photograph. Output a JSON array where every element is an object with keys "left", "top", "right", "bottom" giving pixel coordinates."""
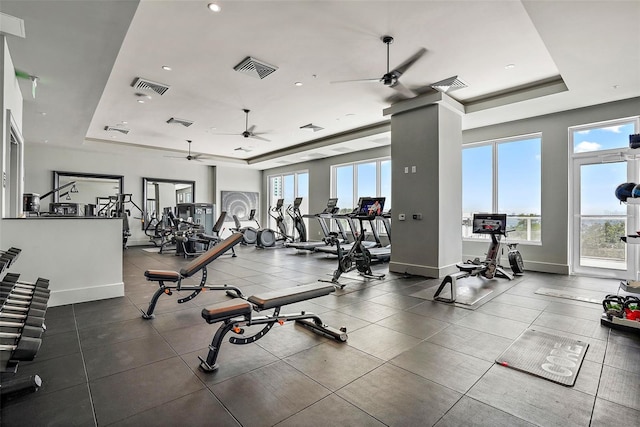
[
  {"left": 462, "top": 134, "right": 542, "bottom": 243},
  {"left": 331, "top": 158, "right": 391, "bottom": 213},
  {"left": 267, "top": 171, "right": 309, "bottom": 232},
  {"left": 570, "top": 117, "right": 639, "bottom": 276}
]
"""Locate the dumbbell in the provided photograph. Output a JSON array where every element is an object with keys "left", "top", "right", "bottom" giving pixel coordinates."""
[
  {"left": 1, "top": 299, "right": 48, "bottom": 315},
  {"left": 0, "top": 289, "right": 49, "bottom": 305},
  {"left": 0, "top": 322, "right": 44, "bottom": 339},
  {"left": 0, "top": 308, "right": 46, "bottom": 329},
  {"left": 0, "top": 375, "right": 43, "bottom": 395},
  {"left": 0, "top": 320, "right": 45, "bottom": 334},
  {"left": 2, "top": 274, "right": 49, "bottom": 289},
  {"left": 0, "top": 284, "right": 50, "bottom": 298},
  {"left": 0, "top": 335, "right": 41, "bottom": 361}
]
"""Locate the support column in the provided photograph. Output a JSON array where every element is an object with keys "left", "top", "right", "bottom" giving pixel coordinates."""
[{"left": 384, "top": 92, "right": 463, "bottom": 278}]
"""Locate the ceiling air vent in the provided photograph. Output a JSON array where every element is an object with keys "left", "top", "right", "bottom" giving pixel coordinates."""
[
  {"left": 233, "top": 56, "right": 278, "bottom": 79},
  {"left": 131, "top": 77, "right": 170, "bottom": 95},
  {"left": 300, "top": 123, "right": 324, "bottom": 132},
  {"left": 166, "top": 117, "right": 194, "bottom": 127},
  {"left": 104, "top": 126, "right": 129, "bottom": 135}
]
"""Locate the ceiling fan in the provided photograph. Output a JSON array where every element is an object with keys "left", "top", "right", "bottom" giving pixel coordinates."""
[
  {"left": 332, "top": 35, "right": 426, "bottom": 99},
  {"left": 212, "top": 109, "right": 271, "bottom": 142},
  {"left": 166, "top": 140, "right": 207, "bottom": 161}
]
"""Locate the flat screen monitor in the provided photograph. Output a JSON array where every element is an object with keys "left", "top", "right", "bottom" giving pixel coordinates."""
[
  {"left": 275, "top": 198, "right": 284, "bottom": 209},
  {"left": 472, "top": 213, "right": 507, "bottom": 234},
  {"left": 293, "top": 197, "right": 303, "bottom": 208},
  {"left": 358, "top": 197, "right": 386, "bottom": 218},
  {"left": 326, "top": 198, "right": 338, "bottom": 209}
]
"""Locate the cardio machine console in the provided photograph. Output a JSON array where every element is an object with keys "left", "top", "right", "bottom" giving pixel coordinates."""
[
  {"left": 472, "top": 213, "right": 507, "bottom": 235},
  {"left": 355, "top": 197, "right": 386, "bottom": 220}
]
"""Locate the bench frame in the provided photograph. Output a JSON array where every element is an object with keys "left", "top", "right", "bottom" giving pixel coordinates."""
[
  {"left": 198, "top": 284, "right": 347, "bottom": 372},
  {"left": 142, "top": 233, "right": 245, "bottom": 318}
]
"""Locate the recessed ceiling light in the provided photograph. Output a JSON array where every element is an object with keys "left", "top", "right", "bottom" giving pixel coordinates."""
[
  {"left": 294, "top": 82, "right": 303, "bottom": 86},
  {"left": 505, "top": 64, "right": 516, "bottom": 70},
  {"left": 44, "top": 139, "right": 48, "bottom": 143},
  {"left": 39, "top": 111, "right": 47, "bottom": 116},
  {"left": 162, "top": 66, "right": 172, "bottom": 71},
  {"left": 207, "top": 3, "right": 221, "bottom": 12},
  {"left": 137, "top": 99, "right": 145, "bottom": 104},
  {"left": 121, "top": 121, "right": 128, "bottom": 124},
  {"left": 345, "top": 113, "right": 355, "bottom": 117}
]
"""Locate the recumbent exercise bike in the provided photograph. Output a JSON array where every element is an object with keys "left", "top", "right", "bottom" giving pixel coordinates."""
[{"left": 433, "top": 213, "right": 524, "bottom": 303}]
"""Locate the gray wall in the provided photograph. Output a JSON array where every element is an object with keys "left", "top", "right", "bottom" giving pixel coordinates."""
[{"left": 463, "top": 96, "right": 640, "bottom": 274}]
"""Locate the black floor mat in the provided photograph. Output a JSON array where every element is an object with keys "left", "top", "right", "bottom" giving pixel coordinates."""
[{"left": 495, "top": 329, "right": 589, "bottom": 386}]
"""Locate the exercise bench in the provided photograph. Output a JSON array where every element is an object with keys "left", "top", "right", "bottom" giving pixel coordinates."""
[
  {"left": 142, "top": 233, "right": 245, "bottom": 318},
  {"left": 198, "top": 282, "right": 347, "bottom": 372}
]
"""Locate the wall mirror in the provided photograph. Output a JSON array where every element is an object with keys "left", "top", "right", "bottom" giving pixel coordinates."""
[
  {"left": 51, "top": 171, "right": 124, "bottom": 216},
  {"left": 142, "top": 178, "right": 195, "bottom": 229}
]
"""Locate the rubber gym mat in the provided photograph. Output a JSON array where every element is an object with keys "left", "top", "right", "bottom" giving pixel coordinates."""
[
  {"left": 495, "top": 329, "right": 589, "bottom": 386},
  {"left": 534, "top": 287, "right": 601, "bottom": 304}
]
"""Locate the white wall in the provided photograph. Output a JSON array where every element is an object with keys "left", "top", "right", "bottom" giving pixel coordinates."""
[{"left": 23, "top": 143, "right": 217, "bottom": 246}]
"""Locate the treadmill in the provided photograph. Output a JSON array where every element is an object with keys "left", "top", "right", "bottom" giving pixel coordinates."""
[
  {"left": 285, "top": 198, "right": 346, "bottom": 251},
  {"left": 366, "top": 211, "right": 391, "bottom": 262},
  {"left": 315, "top": 198, "right": 380, "bottom": 256}
]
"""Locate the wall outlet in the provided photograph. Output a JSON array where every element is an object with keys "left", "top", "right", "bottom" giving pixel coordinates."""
[
  {"left": 404, "top": 166, "right": 409, "bottom": 174},
  {"left": 411, "top": 166, "right": 416, "bottom": 173},
  {"left": 412, "top": 213, "right": 423, "bottom": 220}
]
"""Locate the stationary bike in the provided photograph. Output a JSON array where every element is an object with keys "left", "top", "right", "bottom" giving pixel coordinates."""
[{"left": 434, "top": 213, "right": 524, "bottom": 303}]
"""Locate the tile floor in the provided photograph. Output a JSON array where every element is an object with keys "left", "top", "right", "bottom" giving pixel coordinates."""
[{"left": 2, "top": 244, "right": 640, "bottom": 426}]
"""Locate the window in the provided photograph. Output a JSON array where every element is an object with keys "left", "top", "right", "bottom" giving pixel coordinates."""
[
  {"left": 331, "top": 158, "right": 391, "bottom": 213},
  {"left": 462, "top": 134, "right": 542, "bottom": 243},
  {"left": 267, "top": 171, "right": 309, "bottom": 232}
]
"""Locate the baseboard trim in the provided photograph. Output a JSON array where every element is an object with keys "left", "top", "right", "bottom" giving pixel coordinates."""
[
  {"left": 48, "top": 282, "right": 125, "bottom": 307},
  {"left": 389, "top": 261, "right": 458, "bottom": 279}
]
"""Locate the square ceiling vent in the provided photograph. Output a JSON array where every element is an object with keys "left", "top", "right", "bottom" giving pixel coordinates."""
[
  {"left": 131, "top": 77, "right": 170, "bottom": 95},
  {"left": 233, "top": 56, "right": 278, "bottom": 79}
]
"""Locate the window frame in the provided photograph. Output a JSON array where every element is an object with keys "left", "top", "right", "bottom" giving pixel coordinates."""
[
  {"left": 462, "top": 132, "right": 542, "bottom": 245},
  {"left": 330, "top": 156, "right": 391, "bottom": 213}
]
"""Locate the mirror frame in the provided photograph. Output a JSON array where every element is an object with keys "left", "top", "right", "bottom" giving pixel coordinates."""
[
  {"left": 142, "top": 177, "right": 196, "bottom": 229},
  {"left": 52, "top": 171, "right": 124, "bottom": 203}
]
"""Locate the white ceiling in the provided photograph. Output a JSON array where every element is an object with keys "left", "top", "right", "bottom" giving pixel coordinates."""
[{"left": 2, "top": 1, "right": 639, "bottom": 170}]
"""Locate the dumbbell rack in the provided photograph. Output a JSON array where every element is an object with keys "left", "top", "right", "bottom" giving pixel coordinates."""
[{"left": 0, "top": 248, "right": 49, "bottom": 397}]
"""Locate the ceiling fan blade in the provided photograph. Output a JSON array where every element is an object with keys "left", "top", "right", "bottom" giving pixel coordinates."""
[
  {"left": 390, "top": 81, "right": 417, "bottom": 98},
  {"left": 330, "top": 78, "right": 381, "bottom": 84},
  {"left": 391, "top": 47, "right": 427, "bottom": 77},
  {"left": 247, "top": 124, "right": 256, "bottom": 133},
  {"left": 210, "top": 132, "right": 241, "bottom": 136},
  {"left": 250, "top": 134, "right": 271, "bottom": 142},
  {"left": 164, "top": 155, "right": 187, "bottom": 158}
]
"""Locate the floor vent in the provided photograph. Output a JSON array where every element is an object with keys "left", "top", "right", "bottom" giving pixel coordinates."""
[
  {"left": 233, "top": 57, "right": 278, "bottom": 79},
  {"left": 166, "top": 117, "right": 194, "bottom": 127},
  {"left": 131, "top": 77, "right": 170, "bottom": 95},
  {"left": 104, "top": 126, "right": 129, "bottom": 134}
]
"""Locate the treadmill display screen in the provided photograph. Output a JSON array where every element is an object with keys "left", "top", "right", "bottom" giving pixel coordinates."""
[
  {"left": 358, "top": 197, "right": 385, "bottom": 218},
  {"left": 472, "top": 213, "right": 507, "bottom": 234}
]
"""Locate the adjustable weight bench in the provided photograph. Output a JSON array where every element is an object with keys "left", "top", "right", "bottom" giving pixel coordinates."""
[
  {"left": 198, "top": 282, "right": 347, "bottom": 372},
  {"left": 142, "top": 233, "right": 245, "bottom": 318}
]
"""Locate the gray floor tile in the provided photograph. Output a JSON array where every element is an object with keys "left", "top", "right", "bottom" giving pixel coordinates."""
[
  {"left": 597, "top": 365, "right": 640, "bottom": 411},
  {"left": 84, "top": 334, "right": 176, "bottom": 380},
  {"left": 608, "top": 328, "right": 640, "bottom": 349},
  {"left": 255, "top": 322, "right": 329, "bottom": 359},
  {"left": 490, "top": 292, "right": 550, "bottom": 310},
  {"left": 434, "top": 396, "right": 535, "bottom": 427},
  {"left": 407, "top": 300, "right": 473, "bottom": 322},
  {"left": 390, "top": 341, "right": 493, "bottom": 393},
  {"left": 4, "top": 352, "right": 87, "bottom": 397},
  {"left": 91, "top": 356, "right": 204, "bottom": 425},
  {"left": 336, "top": 300, "right": 402, "bottom": 323},
  {"left": 477, "top": 300, "right": 542, "bottom": 323},
  {"left": 427, "top": 324, "right": 513, "bottom": 362},
  {"left": 285, "top": 342, "right": 383, "bottom": 391},
  {"left": 468, "top": 364, "right": 595, "bottom": 426},
  {"left": 33, "top": 329, "right": 80, "bottom": 361},
  {"left": 604, "top": 341, "right": 640, "bottom": 374},
  {"left": 366, "top": 292, "right": 424, "bottom": 309},
  {"left": 591, "top": 397, "right": 640, "bottom": 426},
  {"left": 211, "top": 361, "right": 330, "bottom": 426},
  {"left": 532, "top": 311, "right": 601, "bottom": 338},
  {"left": 275, "top": 394, "right": 386, "bottom": 427},
  {"left": 0, "top": 383, "right": 95, "bottom": 427},
  {"left": 346, "top": 323, "right": 422, "bottom": 360},
  {"left": 375, "top": 311, "right": 449, "bottom": 339},
  {"left": 110, "top": 389, "right": 240, "bottom": 427},
  {"left": 78, "top": 316, "right": 158, "bottom": 349},
  {"left": 337, "top": 363, "right": 462, "bottom": 426},
  {"left": 543, "top": 301, "right": 604, "bottom": 320},
  {"left": 455, "top": 311, "right": 530, "bottom": 339},
  {"left": 161, "top": 321, "right": 220, "bottom": 355}
]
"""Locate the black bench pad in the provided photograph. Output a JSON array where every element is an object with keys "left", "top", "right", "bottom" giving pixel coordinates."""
[
  {"left": 248, "top": 283, "right": 336, "bottom": 310},
  {"left": 201, "top": 299, "right": 252, "bottom": 323},
  {"left": 144, "top": 270, "right": 181, "bottom": 282},
  {"left": 180, "top": 233, "right": 243, "bottom": 277}
]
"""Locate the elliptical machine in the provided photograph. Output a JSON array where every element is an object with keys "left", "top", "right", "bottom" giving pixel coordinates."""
[
  {"left": 286, "top": 197, "right": 307, "bottom": 243},
  {"left": 256, "top": 199, "right": 289, "bottom": 248},
  {"left": 231, "top": 209, "right": 260, "bottom": 245},
  {"left": 433, "top": 213, "right": 524, "bottom": 304}
]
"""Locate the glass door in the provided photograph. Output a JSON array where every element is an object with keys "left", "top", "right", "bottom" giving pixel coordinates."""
[{"left": 572, "top": 160, "right": 628, "bottom": 276}]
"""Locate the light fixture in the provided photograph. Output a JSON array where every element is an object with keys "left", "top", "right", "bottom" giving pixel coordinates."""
[
  {"left": 294, "top": 82, "right": 303, "bottom": 86},
  {"left": 39, "top": 111, "right": 47, "bottom": 116},
  {"left": 207, "top": 3, "right": 221, "bottom": 12},
  {"left": 431, "top": 75, "right": 468, "bottom": 93},
  {"left": 162, "top": 65, "right": 172, "bottom": 71},
  {"left": 505, "top": 64, "right": 516, "bottom": 70},
  {"left": 137, "top": 99, "right": 145, "bottom": 104}
]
